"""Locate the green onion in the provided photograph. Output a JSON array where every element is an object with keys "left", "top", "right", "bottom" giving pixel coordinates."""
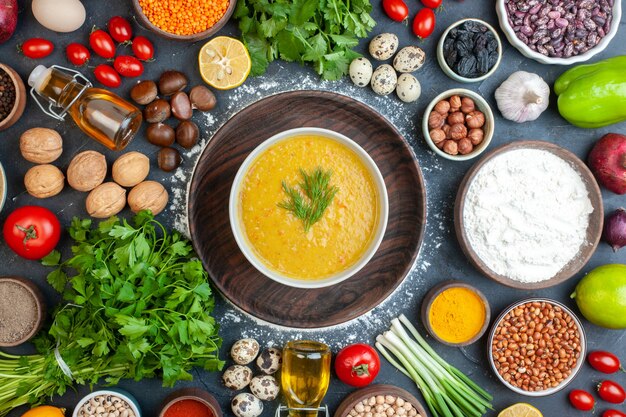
[{"left": 375, "top": 314, "right": 493, "bottom": 417}]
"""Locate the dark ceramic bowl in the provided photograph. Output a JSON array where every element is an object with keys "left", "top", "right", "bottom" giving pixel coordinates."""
[
  {"left": 158, "top": 388, "right": 222, "bottom": 417},
  {"left": 0, "top": 63, "right": 27, "bottom": 131},
  {"left": 0, "top": 276, "right": 46, "bottom": 347}
]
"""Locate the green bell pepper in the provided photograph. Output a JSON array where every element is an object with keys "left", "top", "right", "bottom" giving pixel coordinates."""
[{"left": 554, "top": 55, "right": 626, "bottom": 129}]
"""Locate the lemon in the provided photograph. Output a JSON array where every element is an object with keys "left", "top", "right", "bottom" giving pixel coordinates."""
[
  {"left": 571, "top": 264, "right": 626, "bottom": 329},
  {"left": 498, "top": 403, "right": 542, "bottom": 417},
  {"left": 198, "top": 36, "right": 251, "bottom": 90}
]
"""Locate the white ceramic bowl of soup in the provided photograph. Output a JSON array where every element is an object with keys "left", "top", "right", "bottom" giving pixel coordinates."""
[{"left": 229, "top": 127, "right": 389, "bottom": 289}]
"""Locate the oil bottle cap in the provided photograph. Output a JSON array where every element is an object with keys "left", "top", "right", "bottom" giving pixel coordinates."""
[{"left": 28, "top": 65, "right": 50, "bottom": 91}]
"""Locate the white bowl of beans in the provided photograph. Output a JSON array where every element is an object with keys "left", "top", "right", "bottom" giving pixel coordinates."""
[
  {"left": 496, "top": 0, "right": 622, "bottom": 65},
  {"left": 488, "top": 298, "right": 586, "bottom": 396}
]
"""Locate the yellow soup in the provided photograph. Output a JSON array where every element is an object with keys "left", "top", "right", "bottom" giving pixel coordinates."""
[{"left": 239, "top": 135, "right": 379, "bottom": 280}]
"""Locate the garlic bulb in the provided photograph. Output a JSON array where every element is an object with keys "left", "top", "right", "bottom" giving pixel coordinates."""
[{"left": 494, "top": 71, "right": 549, "bottom": 123}]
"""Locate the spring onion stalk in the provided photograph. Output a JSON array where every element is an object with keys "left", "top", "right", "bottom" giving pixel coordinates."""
[{"left": 376, "top": 316, "right": 493, "bottom": 417}]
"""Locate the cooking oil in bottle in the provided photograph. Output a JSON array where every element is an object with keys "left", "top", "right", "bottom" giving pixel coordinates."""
[
  {"left": 281, "top": 340, "right": 331, "bottom": 417},
  {"left": 27, "top": 65, "right": 142, "bottom": 150}
]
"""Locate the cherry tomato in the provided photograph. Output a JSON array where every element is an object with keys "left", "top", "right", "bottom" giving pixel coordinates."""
[
  {"left": 569, "top": 389, "right": 595, "bottom": 411},
  {"left": 335, "top": 343, "right": 380, "bottom": 387},
  {"left": 89, "top": 29, "right": 116, "bottom": 59},
  {"left": 603, "top": 410, "right": 626, "bottom": 417},
  {"left": 94, "top": 64, "right": 121, "bottom": 88},
  {"left": 382, "top": 0, "right": 409, "bottom": 22},
  {"left": 65, "top": 43, "right": 90, "bottom": 66},
  {"left": 131, "top": 36, "right": 154, "bottom": 61},
  {"left": 421, "top": 0, "right": 442, "bottom": 7},
  {"left": 3, "top": 206, "right": 61, "bottom": 260},
  {"left": 598, "top": 380, "right": 626, "bottom": 404},
  {"left": 412, "top": 8, "right": 436, "bottom": 39},
  {"left": 113, "top": 55, "right": 144, "bottom": 78},
  {"left": 589, "top": 351, "right": 624, "bottom": 374},
  {"left": 107, "top": 16, "right": 133, "bottom": 43},
  {"left": 20, "top": 38, "right": 54, "bottom": 59}
]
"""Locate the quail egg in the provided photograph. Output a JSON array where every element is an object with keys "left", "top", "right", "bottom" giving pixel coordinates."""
[
  {"left": 231, "top": 338, "right": 260, "bottom": 365},
  {"left": 231, "top": 393, "right": 263, "bottom": 417},
  {"left": 368, "top": 33, "right": 399, "bottom": 61},
  {"left": 396, "top": 73, "right": 421, "bottom": 103},
  {"left": 393, "top": 46, "right": 426, "bottom": 73},
  {"left": 249, "top": 375, "right": 280, "bottom": 401},
  {"left": 223, "top": 365, "right": 253, "bottom": 390},
  {"left": 256, "top": 348, "right": 282, "bottom": 374},
  {"left": 371, "top": 65, "right": 397, "bottom": 96},
  {"left": 349, "top": 57, "right": 373, "bottom": 87}
]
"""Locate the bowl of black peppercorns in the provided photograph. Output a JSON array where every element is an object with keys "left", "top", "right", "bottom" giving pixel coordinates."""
[
  {"left": 437, "top": 19, "right": 502, "bottom": 83},
  {"left": 0, "top": 64, "right": 26, "bottom": 131}
]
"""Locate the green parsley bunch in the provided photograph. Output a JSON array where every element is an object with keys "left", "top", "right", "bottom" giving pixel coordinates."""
[{"left": 0, "top": 212, "right": 223, "bottom": 416}]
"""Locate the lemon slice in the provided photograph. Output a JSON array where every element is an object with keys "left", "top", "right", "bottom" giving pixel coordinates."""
[
  {"left": 198, "top": 36, "right": 251, "bottom": 90},
  {"left": 498, "top": 403, "right": 543, "bottom": 417}
]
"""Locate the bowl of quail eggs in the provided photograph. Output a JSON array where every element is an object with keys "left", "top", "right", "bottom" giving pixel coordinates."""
[{"left": 348, "top": 33, "right": 426, "bottom": 103}]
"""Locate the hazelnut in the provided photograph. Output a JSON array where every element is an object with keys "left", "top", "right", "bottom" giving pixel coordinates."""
[
  {"left": 67, "top": 151, "right": 107, "bottom": 192},
  {"left": 429, "top": 129, "right": 446, "bottom": 144},
  {"left": 447, "top": 111, "right": 464, "bottom": 125},
  {"left": 433, "top": 100, "right": 450, "bottom": 115},
  {"left": 466, "top": 111, "right": 486, "bottom": 128},
  {"left": 112, "top": 152, "right": 150, "bottom": 187},
  {"left": 458, "top": 138, "right": 474, "bottom": 155},
  {"left": 449, "top": 95, "right": 461, "bottom": 111},
  {"left": 442, "top": 124, "right": 451, "bottom": 139},
  {"left": 20, "top": 128, "right": 63, "bottom": 164},
  {"left": 86, "top": 182, "right": 126, "bottom": 218},
  {"left": 435, "top": 140, "right": 445, "bottom": 149},
  {"left": 428, "top": 111, "right": 445, "bottom": 129},
  {"left": 468, "top": 128, "right": 484, "bottom": 145},
  {"left": 449, "top": 123, "right": 467, "bottom": 140},
  {"left": 442, "top": 140, "right": 458, "bottom": 155},
  {"left": 24, "top": 164, "right": 64, "bottom": 198},
  {"left": 128, "top": 181, "right": 168, "bottom": 215},
  {"left": 460, "top": 97, "right": 475, "bottom": 113}
]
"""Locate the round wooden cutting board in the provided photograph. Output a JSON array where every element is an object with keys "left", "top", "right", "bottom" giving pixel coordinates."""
[{"left": 188, "top": 90, "right": 426, "bottom": 328}]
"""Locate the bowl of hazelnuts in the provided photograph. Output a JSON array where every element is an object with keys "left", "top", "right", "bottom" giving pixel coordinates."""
[{"left": 422, "top": 88, "right": 494, "bottom": 161}]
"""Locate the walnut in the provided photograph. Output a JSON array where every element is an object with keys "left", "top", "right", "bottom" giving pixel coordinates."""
[
  {"left": 434, "top": 100, "right": 450, "bottom": 115},
  {"left": 468, "top": 128, "right": 484, "bottom": 145},
  {"left": 449, "top": 123, "right": 467, "bottom": 140},
  {"left": 449, "top": 95, "right": 461, "bottom": 112},
  {"left": 112, "top": 152, "right": 150, "bottom": 187},
  {"left": 20, "top": 128, "right": 63, "bottom": 164},
  {"left": 67, "top": 151, "right": 107, "bottom": 192},
  {"left": 86, "top": 182, "right": 126, "bottom": 218},
  {"left": 24, "top": 164, "right": 64, "bottom": 198},
  {"left": 447, "top": 111, "right": 464, "bottom": 125},
  {"left": 458, "top": 138, "right": 474, "bottom": 155},
  {"left": 128, "top": 181, "right": 168, "bottom": 215},
  {"left": 460, "top": 97, "right": 475, "bottom": 114},
  {"left": 442, "top": 140, "right": 458, "bottom": 155},
  {"left": 466, "top": 111, "right": 486, "bottom": 128},
  {"left": 429, "top": 129, "right": 446, "bottom": 144},
  {"left": 428, "top": 111, "right": 445, "bottom": 129}
]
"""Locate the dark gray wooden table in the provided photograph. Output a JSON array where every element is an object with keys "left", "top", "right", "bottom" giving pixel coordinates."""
[{"left": 1, "top": 0, "right": 625, "bottom": 416}]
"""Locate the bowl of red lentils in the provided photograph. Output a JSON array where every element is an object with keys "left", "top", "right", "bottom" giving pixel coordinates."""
[
  {"left": 488, "top": 298, "right": 586, "bottom": 396},
  {"left": 132, "top": 0, "right": 236, "bottom": 42}
]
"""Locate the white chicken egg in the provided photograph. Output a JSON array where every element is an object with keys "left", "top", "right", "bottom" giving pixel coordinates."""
[{"left": 32, "top": 0, "right": 86, "bottom": 33}]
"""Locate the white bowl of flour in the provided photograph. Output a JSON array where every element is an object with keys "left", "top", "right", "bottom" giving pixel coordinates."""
[{"left": 454, "top": 141, "right": 604, "bottom": 289}]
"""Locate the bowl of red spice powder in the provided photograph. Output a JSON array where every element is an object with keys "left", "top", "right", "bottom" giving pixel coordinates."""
[
  {"left": 158, "top": 388, "right": 222, "bottom": 417},
  {"left": 132, "top": 0, "right": 236, "bottom": 42}
]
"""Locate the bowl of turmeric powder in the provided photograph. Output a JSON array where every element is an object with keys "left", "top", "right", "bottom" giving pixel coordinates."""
[
  {"left": 421, "top": 280, "right": 490, "bottom": 347},
  {"left": 132, "top": 0, "right": 236, "bottom": 41}
]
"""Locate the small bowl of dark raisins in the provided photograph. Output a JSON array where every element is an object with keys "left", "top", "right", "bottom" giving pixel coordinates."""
[{"left": 437, "top": 19, "right": 502, "bottom": 83}]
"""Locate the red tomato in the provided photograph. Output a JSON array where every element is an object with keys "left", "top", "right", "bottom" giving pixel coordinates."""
[
  {"left": 3, "top": 206, "right": 61, "bottom": 260},
  {"left": 598, "top": 380, "right": 626, "bottom": 404},
  {"left": 603, "top": 410, "right": 626, "bottom": 417},
  {"left": 421, "top": 0, "right": 442, "bottom": 8},
  {"left": 412, "top": 8, "right": 436, "bottom": 39},
  {"left": 569, "top": 390, "right": 595, "bottom": 411},
  {"left": 131, "top": 36, "right": 154, "bottom": 61},
  {"left": 113, "top": 55, "right": 144, "bottom": 77},
  {"left": 382, "top": 0, "right": 409, "bottom": 22},
  {"left": 107, "top": 16, "right": 133, "bottom": 43},
  {"left": 589, "top": 351, "right": 624, "bottom": 374},
  {"left": 21, "top": 38, "right": 54, "bottom": 59},
  {"left": 65, "top": 43, "right": 90, "bottom": 66},
  {"left": 335, "top": 343, "right": 380, "bottom": 387},
  {"left": 94, "top": 64, "right": 121, "bottom": 88},
  {"left": 89, "top": 29, "right": 116, "bottom": 59}
]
